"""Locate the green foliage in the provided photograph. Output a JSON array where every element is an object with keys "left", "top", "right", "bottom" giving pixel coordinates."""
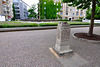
[
  {"left": 12, "top": 4, "right": 16, "bottom": 21},
  {"left": 39, "top": 22, "right": 58, "bottom": 26},
  {"left": 74, "top": 19, "right": 82, "bottom": 22},
  {"left": 39, "top": 22, "right": 90, "bottom": 26},
  {"left": 39, "top": 0, "right": 61, "bottom": 19},
  {"left": 58, "top": 19, "right": 69, "bottom": 21},
  {"left": 28, "top": 4, "right": 37, "bottom": 19},
  {"left": 94, "top": 5, "right": 100, "bottom": 19},
  {"left": 86, "top": 5, "right": 100, "bottom": 19},
  {"left": 63, "top": 0, "right": 100, "bottom": 36},
  {"left": 86, "top": 9, "right": 92, "bottom": 19},
  {"left": 0, "top": 21, "right": 38, "bottom": 28},
  {"left": 63, "top": 0, "right": 100, "bottom": 9},
  {"left": 0, "top": 24, "right": 38, "bottom": 28}
]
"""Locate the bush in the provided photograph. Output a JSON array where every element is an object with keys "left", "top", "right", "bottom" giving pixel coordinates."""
[
  {"left": 39, "top": 22, "right": 90, "bottom": 26},
  {"left": 58, "top": 19, "right": 69, "bottom": 21},
  {"left": 74, "top": 19, "right": 82, "bottom": 22},
  {"left": 69, "top": 22, "right": 90, "bottom": 25},
  {"left": 0, "top": 23, "right": 38, "bottom": 28},
  {"left": 39, "top": 22, "right": 58, "bottom": 26}
]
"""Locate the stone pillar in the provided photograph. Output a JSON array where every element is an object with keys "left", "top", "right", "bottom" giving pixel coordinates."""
[{"left": 54, "top": 22, "right": 73, "bottom": 55}]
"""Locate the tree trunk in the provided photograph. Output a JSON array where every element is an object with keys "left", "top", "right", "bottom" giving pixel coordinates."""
[{"left": 88, "top": 0, "right": 96, "bottom": 36}]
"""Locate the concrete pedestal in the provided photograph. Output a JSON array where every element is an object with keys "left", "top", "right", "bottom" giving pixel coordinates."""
[{"left": 54, "top": 22, "right": 73, "bottom": 55}]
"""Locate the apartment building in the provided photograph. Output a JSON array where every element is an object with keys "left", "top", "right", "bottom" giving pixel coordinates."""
[
  {"left": 54, "top": 0, "right": 86, "bottom": 21},
  {"left": 0, "top": 0, "right": 13, "bottom": 21},
  {"left": 13, "top": 0, "right": 28, "bottom": 20}
]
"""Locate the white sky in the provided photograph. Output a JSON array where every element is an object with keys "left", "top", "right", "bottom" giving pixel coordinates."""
[{"left": 22, "top": 0, "right": 39, "bottom": 12}]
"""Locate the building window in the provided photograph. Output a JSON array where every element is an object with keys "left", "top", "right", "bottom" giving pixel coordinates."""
[
  {"left": 70, "top": 9, "right": 72, "bottom": 11},
  {"left": 76, "top": 12, "right": 78, "bottom": 16},
  {"left": 66, "top": 13, "right": 68, "bottom": 15},
  {"left": 61, "top": 3, "right": 63, "bottom": 6},
  {"left": 60, "top": 12, "right": 63, "bottom": 15},
  {"left": 54, "top": 3, "right": 55, "bottom": 5},
  {"left": 44, "top": 2, "right": 46, "bottom": 4},
  {"left": 73, "top": 13, "right": 74, "bottom": 16},
  {"left": 57, "top": 8, "right": 58, "bottom": 10},
  {"left": 15, "top": 11, "right": 20, "bottom": 13},
  {"left": 60, "top": 8, "right": 63, "bottom": 11},
  {"left": 81, "top": 10, "right": 83, "bottom": 12},
  {"left": 72, "top": 17, "right": 74, "bottom": 19},
  {"left": 73, "top": 9, "right": 75, "bottom": 11},
  {"left": 77, "top": 9, "right": 79, "bottom": 11},
  {"left": 44, "top": 7, "right": 46, "bottom": 9},
  {"left": 70, "top": 13, "right": 72, "bottom": 15},
  {"left": 60, "top": 17, "right": 62, "bottom": 19},
  {"left": 66, "top": 9, "right": 68, "bottom": 11},
  {"left": 76, "top": 17, "right": 78, "bottom": 19},
  {"left": 15, "top": 7, "right": 19, "bottom": 9},
  {"left": 80, "top": 12, "right": 83, "bottom": 16}
]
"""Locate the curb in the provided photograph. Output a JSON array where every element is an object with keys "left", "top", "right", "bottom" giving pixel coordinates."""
[
  {"left": 72, "top": 33, "right": 100, "bottom": 43},
  {"left": 0, "top": 26, "right": 57, "bottom": 32},
  {"left": 0, "top": 25, "right": 100, "bottom": 32}
]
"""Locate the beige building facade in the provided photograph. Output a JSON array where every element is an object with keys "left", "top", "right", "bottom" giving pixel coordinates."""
[
  {"left": 0, "top": 0, "right": 13, "bottom": 20},
  {"left": 54, "top": 0, "right": 86, "bottom": 20}
]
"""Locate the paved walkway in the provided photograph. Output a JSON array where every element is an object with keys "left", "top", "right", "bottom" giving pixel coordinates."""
[{"left": 0, "top": 27, "right": 100, "bottom": 67}]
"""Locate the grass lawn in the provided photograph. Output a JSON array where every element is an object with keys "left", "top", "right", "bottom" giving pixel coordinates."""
[
  {"left": 0, "top": 21, "right": 38, "bottom": 28},
  {"left": 0, "top": 21, "right": 99, "bottom": 28}
]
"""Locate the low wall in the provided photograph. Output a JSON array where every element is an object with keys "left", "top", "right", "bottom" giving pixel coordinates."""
[
  {"left": 0, "top": 15, "right": 5, "bottom": 21},
  {"left": 83, "top": 19, "right": 100, "bottom": 23}
]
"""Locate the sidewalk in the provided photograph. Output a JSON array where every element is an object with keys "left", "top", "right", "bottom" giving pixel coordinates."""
[{"left": 0, "top": 27, "right": 100, "bottom": 67}]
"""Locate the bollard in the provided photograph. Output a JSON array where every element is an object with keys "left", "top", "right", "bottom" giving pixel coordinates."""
[{"left": 54, "top": 22, "right": 73, "bottom": 55}]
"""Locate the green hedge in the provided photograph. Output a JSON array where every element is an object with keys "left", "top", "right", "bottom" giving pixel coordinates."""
[
  {"left": 68, "top": 22, "right": 90, "bottom": 25},
  {"left": 39, "top": 22, "right": 90, "bottom": 26},
  {"left": 0, "top": 23, "right": 38, "bottom": 28},
  {"left": 58, "top": 19, "right": 69, "bottom": 21},
  {"left": 74, "top": 19, "right": 82, "bottom": 22},
  {"left": 39, "top": 22, "right": 58, "bottom": 26}
]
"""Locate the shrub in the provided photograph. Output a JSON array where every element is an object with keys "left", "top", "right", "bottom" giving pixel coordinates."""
[
  {"left": 39, "top": 22, "right": 90, "bottom": 26},
  {"left": 39, "top": 22, "right": 58, "bottom": 26},
  {"left": 0, "top": 23, "right": 38, "bottom": 28},
  {"left": 58, "top": 19, "right": 69, "bottom": 21},
  {"left": 74, "top": 19, "right": 82, "bottom": 22},
  {"left": 69, "top": 22, "right": 90, "bottom": 25}
]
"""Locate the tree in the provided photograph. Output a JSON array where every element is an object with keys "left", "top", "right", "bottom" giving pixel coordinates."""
[
  {"left": 86, "top": 5, "right": 100, "bottom": 20},
  {"left": 63, "top": 0, "right": 100, "bottom": 36},
  {"left": 39, "top": 0, "right": 61, "bottom": 19},
  {"left": 12, "top": 4, "right": 16, "bottom": 20},
  {"left": 28, "top": 4, "right": 37, "bottom": 19}
]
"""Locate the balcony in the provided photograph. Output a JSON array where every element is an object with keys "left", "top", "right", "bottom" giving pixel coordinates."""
[
  {"left": 6, "top": 1, "right": 10, "bottom": 4},
  {"left": 3, "top": 8, "right": 7, "bottom": 11},
  {"left": 2, "top": 4, "right": 7, "bottom": 7},
  {"left": 2, "top": 0, "right": 6, "bottom": 2}
]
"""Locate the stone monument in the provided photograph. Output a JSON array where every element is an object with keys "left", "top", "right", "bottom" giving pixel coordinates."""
[{"left": 54, "top": 22, "right": 73, "bottom": 55}]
